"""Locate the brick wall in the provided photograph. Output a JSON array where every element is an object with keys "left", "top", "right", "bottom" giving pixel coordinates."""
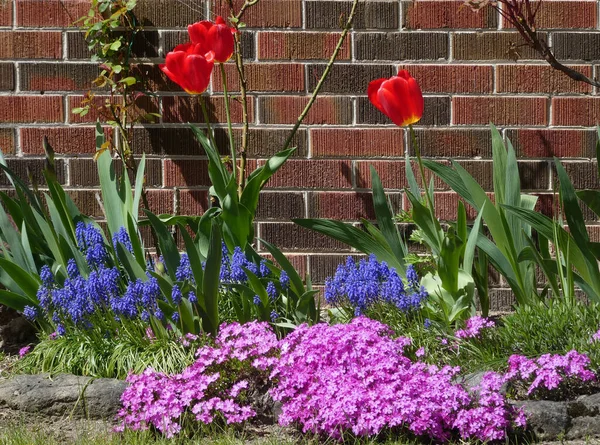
[{"left": 0, "top": 0, "right": 599, "bottom": 302}]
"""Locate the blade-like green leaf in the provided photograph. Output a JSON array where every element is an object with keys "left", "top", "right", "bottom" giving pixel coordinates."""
[
  {"left": 0, "top": 289, "right": 33, "bottom": 312},
  {"left": 0, "top": 259, "right": 41, "bottom": 299},
  {"left": 405, "top": 150, "right": 421, "bottom": 199},
  {"left": 577, "top": 190, "right": 600, "bottom": 219},
  {"left": 463, "top": 202, "right": 485, "bottom": 274},
  {"left": 180, "top": 225, "right": 204, "bottom": 290},
  {"left": 260, "top": 239, "right": 305, "bottom": 297},
  {"left": 491, "top": 124, "right": 507, "bottom": 205},
  {"left": 144, "top": 210, "right": 180, "bottom": 280},
  {"left": 422, "top": 160, "right": 474, "bottom": 207},
  {"left": 132, "top": 153, "right": 146, "bottom": 221},
  {"left": 241, "top": 147, "right": 296, "bottom": 216},
  {"left": 370, "top": 166, "right": 406, "bottom": 273},
  {"left": 96, "top": 128, "right": 125, "bottom": 237},
  {"left": 293, "top": 218, "right": 402, "bottom": 271},
  {"left": 202, "top": 221, "right": 222, "bottom": 335}
]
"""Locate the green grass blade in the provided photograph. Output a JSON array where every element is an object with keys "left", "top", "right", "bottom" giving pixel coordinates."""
[{"left": 463, "top": 202, "right": 485, "bottom": 274}]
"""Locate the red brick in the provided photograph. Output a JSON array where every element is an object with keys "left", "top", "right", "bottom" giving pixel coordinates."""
[
  {"left": 497, "top": 65, "right": 592, "bottom": 93},
  {"left": 162, "top": 96, "right": 254, "bottom": 124},
  {"left": 308, "top": 255, "right": 363, "bottom": 284},
  {"left": 163, "top": 159, "right": 210, "bottom": 187},
  {"left": 259, "top": 96, "right": 352, "bottom": 125},
  {"left": 501, "top": 1, "right": 597, "bottom": 29},
  {"left": 262, "top": 159, "right": 352, "bottom": 189},
  {"left": 355, "top": 160, "right": 448, "bottom": 190},
  {"left": 413, "top": 128, "right": 492, "bottom": 158},
  {"left": 178, "top": 189, "right": 209, "bottom": 215},
  {"left": 0, "top": 1, "right": 12, "bottom": 26},
  {"left": 20, "top": 127, "right": 115, "bottom": 155},
  {"left": 66, "top": 190, "right": 104, "bottom": 218},
  {"left": 0, "top": 129, "right": 15, "bottom": 154},
  {"left": 69, "top": 158, "right": 162, "bottom": 188},
  {"left": 0, "top": 31, "right": 62, "bottom": 59},
  {"left": 256, "top": 192, "right": 305, "bottom": 220},
  {"left": 311, "top": 129, "right": 404, "bottom": 158},
  {"left": 403, "top": 191, "right": 479, "bottom": 220},
  {"left": 211, "top": 0, "right": 302, "bottom": 28},
  {"left": 212, "top": 63, "right": 305, "bottom": 93},
  {"left": 453, "top": 96, "right": 548, "bottom": 125},
  {"left": 68, "top": 95, "right": 158, "bottom": 123},
  {"left": 398, "top": 65, "right": 493, "bottom": 94},
  {"left": 17, "top": 0, "right": 91, "bottom": 27},
  {"left": 308, "top": 191, "right": 403, "bottom": 221},
  {"left": 552, "top": 97, "right": 600, "bottom": 126},
  {"left": 506, "top": 129, "right": 597, "bottom": 158},
  {"left": 20, "top": 63, "right": 100, "bottom": 91},
  {"left": 404, "top": 1, "right": 497, "bottom": 29},
  {"left": 259, "top": 222, "right": 351, "bottom": 252},
  {"left": 143, "top": 189, "right": 174, "bottom": 217},
  {"left": 0, "top": 96, "right": 63, "bottom": 123},
  {"left": 258, "top": 32, "right": 350, "bottom": 60}
]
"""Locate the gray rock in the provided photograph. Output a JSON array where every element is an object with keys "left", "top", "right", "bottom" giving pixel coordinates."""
[
  {"left": 566, "top": 416, "right": 600, "bottom": 440},
  {"left": 514, "top": 400, "right": 570, "bottom": 441},
  {"left": 0, "top": 374, "right": 126, "bottom": 419}
]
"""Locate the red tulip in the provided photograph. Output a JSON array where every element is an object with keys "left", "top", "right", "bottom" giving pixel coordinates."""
[
  {"left": 160, "top": 43, "right": 215, "bottom": 95},
  {"left": 188, "top": 16, "right": 236, "bottom": 63},
  {"left": 368, "top": 70, "right": 424, "bottom": 127}
]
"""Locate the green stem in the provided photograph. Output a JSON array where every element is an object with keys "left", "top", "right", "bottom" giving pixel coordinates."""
[
  {"left": 282, "top": 0, "right": 360, "bottom": 151},
  {"left": 220, "top": 63, "right": 237, "bottom": 187},
  {"left": 198, "top": 95, "right": 219, "bottom": 151},
  {"left": 409, "top": 124, "right": 440, "bottom": 241}
]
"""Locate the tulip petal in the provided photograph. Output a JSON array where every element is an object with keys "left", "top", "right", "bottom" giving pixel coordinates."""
[
  {"left": 367, "top": 78, "right": 387, "bottom": 114},
  {"left": 208, "top": 22, "right": 235, "bottom": 63},
  {"left": 188, "top": 22, "right": 212, "bottom": 54},
  {"left": 182, "top": 54, "right": 214, "bottom": 95},
  {"left": 378, "top": 77, "right": 410, "bottom": 126}
]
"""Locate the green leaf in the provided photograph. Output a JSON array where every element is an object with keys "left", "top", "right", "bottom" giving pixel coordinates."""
[
  {"left": 577, "top": 190, "right": 600, "bottom": 219},
  {"left": 259, "top": 239, "right": 305, "bottom": 298},
  {"left": 144, "top": 210, "right": 180, "bottom": 281},
  {"left": 202, "top": 221, "right": 222, "bottom": 335},
  {"left": 241, "top": 148, "right": 296, "bottom": 217},
  {"left": 370, "top": 166, "right": 406, "bottom": 274},
  {"left": 293, "top": 218, "right": 403, "bottom": 271},
  {"left": 0, "top": 201, "right": 31, "bottom": 272},
  {"left": 132, "top": 153, "right": 146, "bottom": 222},
  {"left": 96, "top": 124, "right": 124, "bottom": 237},
  {"left": 190, "top": 124, "right": 230, "bottom": 201},
  {"left": 126, "top": 213, "right": 146, "bottom": 269},
  {"left": 406, "top": 190, "right": 442, "bottom": 256},
  {"left": 180, "top": 225, "right": 204, "bottom": 291},
  {"left": 0, "top": 259, "right": 41, "bottom": 299},
  {"left": 422, "top": 160, "right": 474, "bottom": 207},
  {"left": 491, "top": 124, "right": 507, "bottom": 206},
  {"left": 405, "top": 149, "right": 421, "bottom": 200},
  {"left": 117, "top": 244, "right": 148, "bottom": 281},
  {"left": 463, "top": 202, "right": 485, "bottom": 275},
  {"left": 0, "top": 289, "right": 33, "bottom": 312}
]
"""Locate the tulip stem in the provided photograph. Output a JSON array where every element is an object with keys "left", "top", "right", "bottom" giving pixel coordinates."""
[
  {"left": 198, "top": 95, "right": 219, "bottom": 156},
  {"left": 282, "top": 0, "right": 360, "bottom": 152},
  {"left": 220, "top": 63, "right": 238, "bottom": 187},
  {"left": 409, "top": 124, "right": 436, "bottom": 217}
]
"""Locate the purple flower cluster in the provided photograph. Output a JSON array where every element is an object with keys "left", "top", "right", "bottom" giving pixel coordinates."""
[
  {"left": 455, "top": 372, "right": 527, "bottom": 441},
  {"left": 219, "top": 244, "right": 270, "bottom": 284},
  {"left": 34, "top": 265, "right": 122, "bottom": 331},
  {"left": 269, "top": 317, "right": 522, "bottom": 441},
  {"left": 505, "top": 351, "right": 595, "bottom": 396},
  {"left": 76, "top": 222, "right": 108, "bottom": 267},
  {"left": 592, "top": 328, "right": 600, "bottom": 343},
  {"left": 324, "top": 256, "right": 427, "bottom": 315},
  {"left": 116, "top": 321, "right": 279, "bottom": 437},
  {"left": 455, "top": 316, "right": 496, "bottom": 339}
]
